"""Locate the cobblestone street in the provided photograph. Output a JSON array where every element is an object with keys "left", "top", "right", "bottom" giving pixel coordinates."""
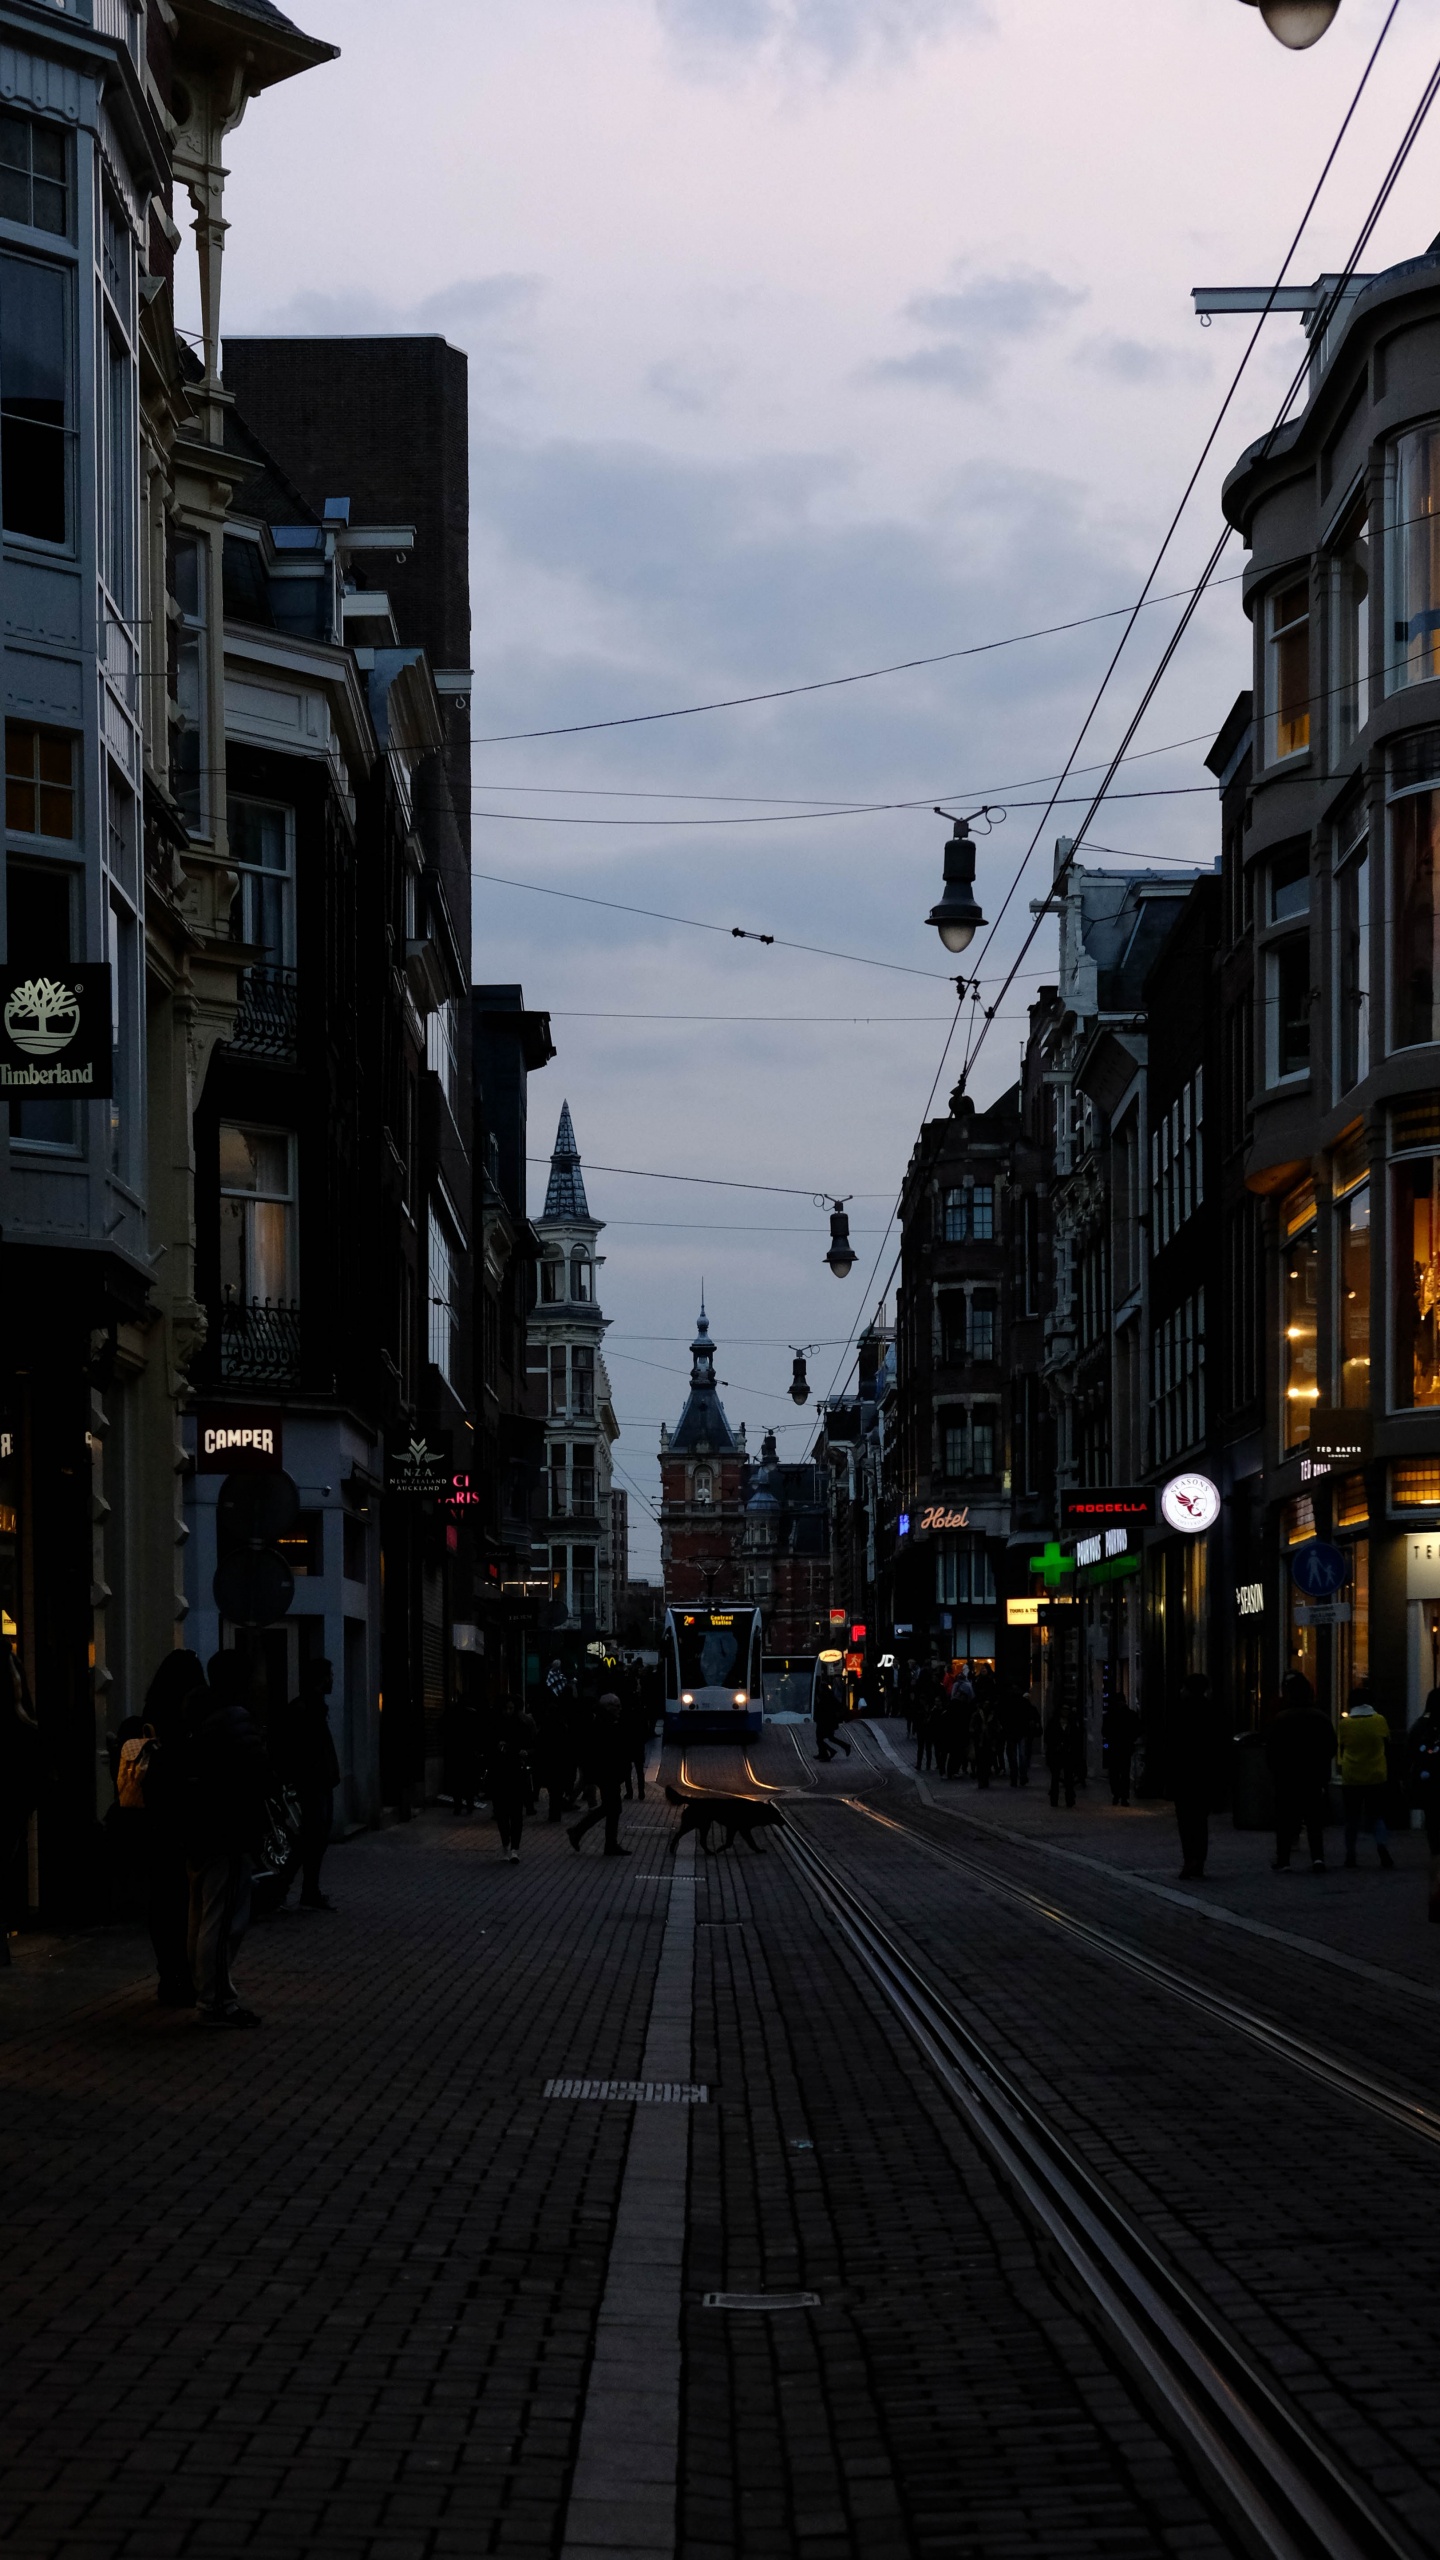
[{"left": 4, "top": 1724, "right": 1438, "bottom": 2559}]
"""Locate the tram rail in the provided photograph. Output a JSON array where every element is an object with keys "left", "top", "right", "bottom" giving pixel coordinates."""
[{"left": 776, "top": 1808, "right": 1424, "bottom": 2560}]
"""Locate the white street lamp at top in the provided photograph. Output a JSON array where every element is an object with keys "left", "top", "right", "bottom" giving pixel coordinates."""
[{"left": 1238, "top": 0, "right": 1340, "bottom": 49}]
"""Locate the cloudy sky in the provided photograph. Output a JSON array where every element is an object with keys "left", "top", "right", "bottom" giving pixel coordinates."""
[{"left": 205, "top": 0, "right": 1440, "bottom": 1573}]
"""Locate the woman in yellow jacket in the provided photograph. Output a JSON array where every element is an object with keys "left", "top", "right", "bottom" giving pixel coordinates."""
[{"left": 1338, "top": 1689, "right": 1394, "bottom": 1870}]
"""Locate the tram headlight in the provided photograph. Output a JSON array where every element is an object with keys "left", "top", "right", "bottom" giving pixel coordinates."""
[
  {"left": 733, "top": 1691, "right": 747, "bottom": 1706},
  {"left": 681, "top": 1691, "right": 694, "bottom": 1706}
]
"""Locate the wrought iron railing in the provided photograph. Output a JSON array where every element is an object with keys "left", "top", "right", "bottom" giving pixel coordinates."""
[
  {"left": 229, "top": 965, "right": 299, "bottom": 1062},
  {"left": 218, "top": 1293, "right": 302, "bottom": 1384}
]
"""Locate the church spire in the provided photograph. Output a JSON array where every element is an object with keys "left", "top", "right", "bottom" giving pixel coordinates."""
[{"left": 543, "top": 1100, "right": 590, "bottom": 1219}]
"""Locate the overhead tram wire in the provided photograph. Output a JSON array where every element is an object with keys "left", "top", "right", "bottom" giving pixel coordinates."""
[
  {"left": 478, "top": 873, "right": 957, "bottom": 980},
  {"left": 469, "top": 573, "right": 1245, "bottom": 743},
  {"left": 961, "top": 17, "right": 1440, "bottom": 1099},
  {"left": 819, "top": 1, "right": 1408, "bottom": 1415}
]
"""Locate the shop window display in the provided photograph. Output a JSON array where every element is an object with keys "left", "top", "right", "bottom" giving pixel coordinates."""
[{"left": 1394, "top": 1155, "right": 1440, "bottom": 1407}]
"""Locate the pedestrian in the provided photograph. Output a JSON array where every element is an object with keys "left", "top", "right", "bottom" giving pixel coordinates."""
[
  {"left": 1044, "top": 1698, "right": 1083, "bottom": 1809},
  {"left": 1103, "top": 1690, "right": 1140, "bottom": 1807},
  {"left": 0, "top": 1633, "right": 41, "bottom": 1969},
  {"left": 1408, "top": 1688, "right": 1440, "bottom": 1921},
  {"left": 969, "top": 1680, "right": 1000, "bottom": 1789},
  {"left": 1264, "top": 1671, "right": 1334, "bottom": 1874},
  {"left": 269, "top": 1658, "right": 341, "bottom": 1910},
  {"left": 486, "top": 1695, "right": 540, "bottom": 1861},
  {"left": 184, "top": 1654, "right": 270, "bottom": 2026},
  {"left": 1171, "top": 1671, "right": 1226, "bottom": 1881},
  {"left": 915, "top": 1687, "right": 940, "bottom": 1773},
  {"left": 1002, "top": 1686, "right": 1040, "bottom": 1789},
  {"left": 621, "top": 1671, "right": 652, "bottom": 1801},
  {"left": 132, "top": 1649, "right": 208, "bottom": 2004},
  {"left": 814, "top": 1674, "right": 850, "bottom": 1761},
  {"left": 1338, "top": 1683, "right": 1394, "bottom": 1870},
  {"left": 568, "top": 1691, "right": 630, "bottom": 1855}
]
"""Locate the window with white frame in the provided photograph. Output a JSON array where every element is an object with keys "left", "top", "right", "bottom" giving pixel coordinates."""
[
  {"left": 1329, "top": 508, "right": 1369, "bottom": 757},
  {"left": 427, "top": 1202, "right": 459, "bottom": 1381},
  {"left": 1151, "top": 1287, "right": 1206, "bottom": 1465},
  {"left": 219, "top": 1126, "right": 296, "bottom": 1307},
  {"left": 171, "top": 531, "right": 207, "bottom": 831},
  {"left": 426, "top": 998, "right": 459, "bottom": 1112},
  {"left": 1387, "top": 423, "right": 1440, "bottom": 692},
  {"left": 228, "top": 799, "right": 294, "bottom": 966},
  {"left": 1150, "top": 1070, "right": 1204, "bottom": 1247},
  {"left": 934, "top": 1539, "right": 996, "bottom": 1608},
  {"left": 1266, "top": 577, "right": 1311, "bottom": 761}
]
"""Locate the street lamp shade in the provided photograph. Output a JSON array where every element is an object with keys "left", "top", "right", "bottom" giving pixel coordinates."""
[
  {"left": 927, "top": 824, "right": 985, "bottom": 955},
  {"left": 789, "top": 1352, "right": 810, "bottom": 1404},
  {"left": 1239, "top": 0, "right": 1340, "bottom": 48},
  {"left": 825, "top": 1205, "right": 856, "bottom": 1279}
]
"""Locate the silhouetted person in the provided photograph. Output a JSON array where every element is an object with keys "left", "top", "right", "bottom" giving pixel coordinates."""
[
  {"left": 0, "top": 1634, "right": 40, "bottom": 1969},
  {"left": 138, "top": 1648, "right": 208, "bottom": 2003},
  {"left": 1171, "top": 1672, "right": 1226, "bottom": 1880},
  {"left": 486, "top": 1697, "right": 540, "bottom": 1861},
  {"left": 1338, "top": 1683, "right": 1393, "bottom": 1870},
  {"left": 1103, "top": 1693, "right": 1139, "bottom": 1807},
  {"left": 270, "top": 1658, "right": 341, "bottom": 1910},
  {"left": 1003, "top": 1687, "right": 1040, "bottom": 1789},
  {"left": 1265, "top": 1671, "right": 1334, "bottom": 1873},
  {"left": 814, "top": 1676, "right": 850, "bottom": 1761},
  {"left": 1044, "top": 1700, "right": 1083, "bottom": 1808},
  {"left": 187, "top": 1654, "right": 270, "bottom": 2024},
  {"left": 568, "top": 1693, "right": 630, "bottom": 1855},
  {"left": 1409, "top": 1688, "right": 1440, "bottom": 1922}
]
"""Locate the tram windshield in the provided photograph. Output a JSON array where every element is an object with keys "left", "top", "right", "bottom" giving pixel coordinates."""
[{"left": 674, "top": 1611, "right": 749, "bottom": 1691}]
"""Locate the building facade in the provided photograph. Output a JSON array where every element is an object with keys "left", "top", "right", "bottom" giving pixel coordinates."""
[
  {"left": 527, "top": 1104, "right": 620, "bottom": 1636},
  {"left": 658, "top": 1306, "right": 747, "bottom": 1609}
]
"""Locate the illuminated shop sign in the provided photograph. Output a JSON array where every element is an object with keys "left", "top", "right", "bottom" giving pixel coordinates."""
[
  {"left": 918, "top": 1504, "right": 970, "bottom": 1533},
  {"left": 1075, "top": 1528, "right": 1132, "bottom": 1569},
  {"left": 1060, "top": 1488, "right": 1154, "bottom": 1529},
  {"left": 386, "top": 1430, "right": 454, "bottom": 1498},
  {"left": 1160, "top": 1472, "right": 1221, "bottom": 1534},
  {"left": 1236, "top": 1583, "right": 1264, "bottom": 1617},
  {"left": 1006, "top": 1597, "right": 1042, "bottom": 1625},
  {"left": 194, "top": 1405, "right": 283, "bottom": 1473},
  {"left": 0, "top": 964, "right": 113, "bottom": 1097}
]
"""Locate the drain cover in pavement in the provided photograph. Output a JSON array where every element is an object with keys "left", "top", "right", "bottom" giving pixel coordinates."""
[
  {"left": 544, "top": 2078, "right": 708, "bottom": 2103},
  {"left": 703, "top": 2290, "right": 821, "bottom": 2311}
]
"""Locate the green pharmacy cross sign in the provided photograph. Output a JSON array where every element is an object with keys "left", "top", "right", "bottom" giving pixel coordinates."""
[{"left": 1030, "top": 1541, "right": 1073, "bottom": 1589}]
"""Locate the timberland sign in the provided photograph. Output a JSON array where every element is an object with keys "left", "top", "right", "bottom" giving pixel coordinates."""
[{"left": 0, "top": 965, "right": 112, "bottom": 1097}]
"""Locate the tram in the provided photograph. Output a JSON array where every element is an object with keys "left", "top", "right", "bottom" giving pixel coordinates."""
[{"left": 663, "top": 1604, "right": 764, "bottom": 1740}]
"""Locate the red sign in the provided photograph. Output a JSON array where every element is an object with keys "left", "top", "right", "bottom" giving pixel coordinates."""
[
  {"left": 850, "top": 1624, "right": 867, "bottom": 1642},
  {"left": 829, "top": 1609, "right": 846, "bottom": 1625}
]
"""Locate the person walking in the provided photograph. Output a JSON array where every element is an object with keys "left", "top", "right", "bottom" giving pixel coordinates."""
[
  {"left": 1338, "top": 1685, "right": 1394, "bottom": 1870},
  {"left": 621, "top": 1672, "right": 652, "bottom": 1802},
  {"left": 1002, "top": 1687, "right": 1040, "bottom": 1789},
  {"left": 568, "top": 1692, "right": 630, "bottom": 1855},
  {"left": 183, "top": 1655, "right": 270, "bottom": 2026},
  {"left": 1408, "top": 1688, "right": 1440, "bottom": 1921},
  {"left": 1171, "top": 1671, "right": 1226, "bottom": 1881},
  {"left": 486, "top": 1696, "right": 540, "bottom": 1861},
  {"left": 0, "top": 1633, "right": 41, "bottom": 1969},
  {"left": 269, "top": 1658, "right": 342, "bottom": 1910},
  {"left": 1044, "top": 1698, "right": 1083, "bottom": 1809},
  {"left": 1103, "top": 1691, "right": 1140, "bottom": 1808},
  {"left": 441, "top": 1692, "right": 483, "bottom": 1816},
  {"left": 969, "top": 1681, "right": 1000, "bottom": 1790},
  {"left": 1265, "top": 1671, "right": 1334, "bottom": 1873},
  {"left": 814, "top": 1674, "right": 851, "bottom": 1762},
  {"left": 136, "top": 1648, "right": 208, "bottom": 2004}
]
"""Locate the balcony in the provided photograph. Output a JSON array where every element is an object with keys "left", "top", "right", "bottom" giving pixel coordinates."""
[
  {"left": 219, "top": 1293, "right": 302, "bottom": 1385},
  {"left": 229, "top": 966, "right": 299, "bottom": 1063}
]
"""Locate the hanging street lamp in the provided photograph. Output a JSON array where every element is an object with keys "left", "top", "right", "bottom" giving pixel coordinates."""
[
  {"left": 1237, "top": 0, "right": 1340, "bottom": 48},
  {"left": 789, "top": 1352, "right": 811, "bottom": 1404},
  {"left": 926, "top": 812, "right": 987, "bottom": 954},
  {"left": 825, "top": 1205, "right": 856, "bottom": 1279}
]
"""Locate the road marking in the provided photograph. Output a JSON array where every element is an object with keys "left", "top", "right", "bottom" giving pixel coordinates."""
[
  {"left": 544, "top": 2078, "right": 707, "bottom": 2104},
  {"left": 560, "top": 1835, "right": 696, "bottom": 2558},
  {"left": 703, "top": 2290, "right": 820, "bottom": 2311}
]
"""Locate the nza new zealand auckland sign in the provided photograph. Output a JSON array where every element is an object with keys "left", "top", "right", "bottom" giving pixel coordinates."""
[{"left": 0, "top": 965, "right": 112, "bottom": 1097}]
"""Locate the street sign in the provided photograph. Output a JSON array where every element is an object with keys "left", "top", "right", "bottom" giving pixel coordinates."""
[
  {"left": 1289, "top": 1540, "right": 1347, "bottom": 1598},
  {"left": 1060, "top": 1487, "right": 1155, "bottom": 1529},
  {"left": 1295, "top": 1601, "right": 1353, "bottom": 1627}
]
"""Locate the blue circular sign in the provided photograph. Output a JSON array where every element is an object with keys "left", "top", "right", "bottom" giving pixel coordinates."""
[{"left": 1289, "top": 1541, "right": 1347, "bottom": 1598}]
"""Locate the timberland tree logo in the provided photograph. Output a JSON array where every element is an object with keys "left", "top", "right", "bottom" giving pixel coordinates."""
[{"left": 0, "top": 964, "right": 112, "bottom": 1095}]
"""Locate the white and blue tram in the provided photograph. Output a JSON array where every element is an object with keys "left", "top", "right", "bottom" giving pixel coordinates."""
[{"left": 663, "top": 1604, "right": 764, "bottom": 1740}]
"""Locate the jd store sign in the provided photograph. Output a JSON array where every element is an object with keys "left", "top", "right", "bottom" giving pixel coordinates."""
[{"left": 0, "top": 964, "right": 112, "bottom": 1097}]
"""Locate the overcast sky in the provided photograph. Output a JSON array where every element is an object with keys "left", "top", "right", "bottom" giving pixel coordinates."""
[{"left": 205, "top": 0, "right": 1440, "bottom": 1575}]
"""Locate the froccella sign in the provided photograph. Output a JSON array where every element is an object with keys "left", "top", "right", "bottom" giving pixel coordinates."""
[{"left": 0, "top": 965, "right": 112, "bottom": 1097}]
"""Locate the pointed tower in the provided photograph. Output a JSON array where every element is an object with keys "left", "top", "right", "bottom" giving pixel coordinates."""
[
  {"left": 528, "top": 1104, "right": 621, "bottom": 1633},
  {"left": 658, "top": 1301, "right": 748, "bottom": 1609}
]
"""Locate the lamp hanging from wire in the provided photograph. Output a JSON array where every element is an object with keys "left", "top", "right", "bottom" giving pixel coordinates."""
[
  {"left": 825, "top": 1204, "right": 856, "bottom": 1279},
  {"left": 926, "top": 808, "right": 992, "bottom": 954},
  {"left": 1237, "top": 0, "right": 1340, "bottom": 47}
]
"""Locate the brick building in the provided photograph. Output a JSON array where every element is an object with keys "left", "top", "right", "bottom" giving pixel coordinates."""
[{"left": 658, "top": 1306, "right": 747, "bottom": 1607}]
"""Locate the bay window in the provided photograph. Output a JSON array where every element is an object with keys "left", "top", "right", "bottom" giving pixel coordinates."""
[
  {"left": 1267, "top": 935, "right": 1311, "bottom": 1081},
  {"left": 1336, "top": 1177, "right": 1371, "bottom": 1410},
  {"left": 427, "top": 1202, "right": 459, "bottom": 1383},
  {"left": 1335, "top": 829, "right": 1370, "bottom": 1090},
  {"left": 1329, "top": 511, "right": 1370, "bottom": 756},
  {"left": 0, "top": 253, "right": 70, "bottom": 545},
  {"left": 0, "top": 110, "right": 68, "bottom": 236},
  {"left": 1267, "top": 578, "right": 1311, "bottom": 760},
  {"left": 1282, "top": 1187, "right": 1318, "bottom": 1451},
  {"left": 1391, "top": 786, "right": 1440, "bottom": 1048}
]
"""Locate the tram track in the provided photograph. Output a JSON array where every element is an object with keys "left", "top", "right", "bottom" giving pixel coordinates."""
[{"left": 775, "top": 1808, "right": 1424, "bottom": 2560}]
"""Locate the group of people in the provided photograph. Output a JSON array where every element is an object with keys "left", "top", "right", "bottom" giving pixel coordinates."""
[
  {"left": 441, "top": 1658, "right": 657, "bottom": 1860},
  {"left": 903, "top": 1664, "right": 1045, "bottom": 1791}
]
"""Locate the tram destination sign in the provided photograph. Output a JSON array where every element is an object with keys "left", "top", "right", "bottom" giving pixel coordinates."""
[
  {"left": 0, "top": 963, "right": 112, "bottom": 1098},
  {"left": 1059, "top": 1487, "right": 1155, "bottom": 1530}
]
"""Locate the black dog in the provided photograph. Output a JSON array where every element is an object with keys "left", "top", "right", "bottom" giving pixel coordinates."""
[{"left": 665, "top": 1786, "right": 784, "bottom": 1856}]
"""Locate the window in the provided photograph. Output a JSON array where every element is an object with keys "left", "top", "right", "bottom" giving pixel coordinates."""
[
  {"left": 1330, "top": 512, "right": 1370, "bottom": 757},
  {"left": 0, "top": 112, "right": 68, "bottom": 235},
  {"left": 540, "top": 1257, "right": 564, "bottom": 1304},
  {"left": 1227, "top": 1197, "right": 1260, "bottom": 1413},
  {"left": 935, "top": 1540, "right": 996, "bottom": 1609},
  {"left": 1393, "top": 1154, "right": 1440, "bottom": 1409},
  {"left": 0, "top": 254, "right": 69, "bottom": 544},
  {"left": 941, "top": 1405, "right": 997, "bottom": 1477},
  {"left": 107, "top": 891, "right": 137, "bottom": 1185},
  {"left": 1391, "top": 788, "right": 1440, "bottom": 1049},
  {"left": 1335, "top": 834, "right": 1370, "bottom": 1089},
  {"left": 1267, "top": 936, "right": 1311, "bottom": 1080},
  {"left": 941, "top": 1182, "right": 993, "bottom": 1243},
  {"left": 571, "top": 1252, "right": 593, "bottom": 1302},
  {"left": 1150, "top": 1070, "right": 1204, "bottom": 1245},
  {"left": 939, "top": 1290, "right": 966, "bottom": 1362},
  {"left": 101, "top": 189, "right": 131, "bottom": 328},
  {"left": 693, "top": 1467, "right": 713, "bottom": 1506},
  {"left": 549, "top": 1344, "right": 567, "bottom": 1417},
  {"left": 101, "top": 328, "right": 132, "bottom": 610},
  {"left": 1336, "top": 1181, "right": 1371, "bottom": 1410},
  {"left": 228, "top": 799, "right": 294, "bottom": 966},
  {"left": 548, "top": 1444, "right": 568, "bottom": 1516},
  {"left": 1270, "top": 846, "right": 1309, "bottom": 922},
  {"left": 970, "top": 1409, "right": 996, "bottom": 1474},
  {"left": 1388, "top": 423, "right": 1440, "bottom": 691},
  {"left": 1393, "top": 1462, "right": 1440, "bottom": 1507},
  {"left": 1283, "top": 1192, "right": 1318, "bottom": 1450},
  {"left": 572, "top": 1344, "right": 595, "bottom": 1418},
  {"left": 1267, "top": 578, "right": 1311, "bottom": 760},
  {"left": 219, "top": 1127, "right": 296, "bottom": 1307},
  {"left": 171, "top": 532, "right": 207, "bottom": 831},
  {"left": 1151, "top": 1289, "right": 1206, "bottom": 1465},
  {"left": 1336, "top": 1473, "right": 1368, "bottom": 1528},
  {"left": 573, "top": 1454, "right": 596, "bottom": 1515},
  {"left": 6, "top": 857, "right": 77, "bottom": 1150},
  {"left": 427, "top": 1204, "right": 459, "bottom": 1383},
  {"left": 5, "top": 723, "right": 73, "bottom": 838},
  {"left": 426, "top": 998, "right": 459, "bottom": 1112},
  {"left": 969, "top": 1290, "right": 996, "bottom": 1361},
  {"left": 941, "top": 1409, "right": 967, "bottom": 1475}
]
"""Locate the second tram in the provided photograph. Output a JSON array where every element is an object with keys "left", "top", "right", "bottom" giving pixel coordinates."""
[{"left": 663, "top": 1604, "right": 764, "bottom": 1739}]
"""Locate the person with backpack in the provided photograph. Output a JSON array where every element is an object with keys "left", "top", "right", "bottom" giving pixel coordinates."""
[{"left": 184, "top": 1654, "right": 271, "bottom": 2026}]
